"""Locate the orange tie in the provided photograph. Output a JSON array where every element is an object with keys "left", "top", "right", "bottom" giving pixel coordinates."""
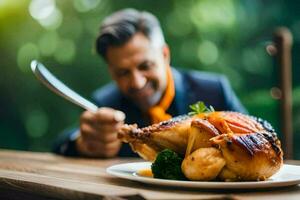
[{"left": 148, "top": 66, "right": 175, "bottom": 124}]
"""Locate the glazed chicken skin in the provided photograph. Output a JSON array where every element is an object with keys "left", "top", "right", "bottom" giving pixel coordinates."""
[
  {"left": 119, "top": 115, "right": 194, "bottom": 160},
  {"left": 118, "top": 112, "right": 283, "bottom": 181}
]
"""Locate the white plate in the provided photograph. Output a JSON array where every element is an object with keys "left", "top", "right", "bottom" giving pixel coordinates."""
[{"left": 106, "top": 162, "right": 300, "bottom": 189}]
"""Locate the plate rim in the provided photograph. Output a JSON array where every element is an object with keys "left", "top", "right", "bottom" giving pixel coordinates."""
[{"left": 106, "top": 162, "right": 300, "bottom": 189}]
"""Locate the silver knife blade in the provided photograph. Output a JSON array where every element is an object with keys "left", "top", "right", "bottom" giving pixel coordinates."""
[{"left": 31, "top": 60, "right": 98, "bottom": 113}]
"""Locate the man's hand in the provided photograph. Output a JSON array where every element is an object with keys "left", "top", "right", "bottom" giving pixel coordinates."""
[{"left": 76, "top": 107, "right": 125, "bottom": 158}]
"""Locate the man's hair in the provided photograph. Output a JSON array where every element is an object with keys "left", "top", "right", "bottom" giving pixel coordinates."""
[{"left": 95, "top": 8, "right": 165, "bottom": 60}]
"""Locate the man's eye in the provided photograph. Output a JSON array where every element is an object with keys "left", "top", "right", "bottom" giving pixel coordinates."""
[
  {"left": 139, "top": 65, "right": 149, "bottom": 71},
  {"left": 139, "top": 62, "right": 153, "bottom": 71}
]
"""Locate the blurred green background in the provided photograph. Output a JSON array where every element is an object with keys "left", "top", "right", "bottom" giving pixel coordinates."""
[{"left": 0, "top": 0, "right": 299, "bottom": 157}]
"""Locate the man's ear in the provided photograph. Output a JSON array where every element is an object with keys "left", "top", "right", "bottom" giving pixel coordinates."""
[{"left": 162, "top": 44, "right": 170, "bottom": 64}]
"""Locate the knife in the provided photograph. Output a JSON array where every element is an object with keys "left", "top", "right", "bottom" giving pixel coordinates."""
[{"left": 30, "top": 60, "right": 98, "bottom": 113}]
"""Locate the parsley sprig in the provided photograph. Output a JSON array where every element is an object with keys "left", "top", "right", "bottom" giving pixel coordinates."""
[{"left": 188, "top": 101, "right": 215, "bottom": 116}]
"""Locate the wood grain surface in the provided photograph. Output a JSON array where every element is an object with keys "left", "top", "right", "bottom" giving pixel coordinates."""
[{"left": 0, "top": 149, "right": 300, "bottom": 200}]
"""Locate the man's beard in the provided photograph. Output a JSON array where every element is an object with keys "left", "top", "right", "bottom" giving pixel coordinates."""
[{"left": 128, "top": 81, "right": 163, "bottom": 111}]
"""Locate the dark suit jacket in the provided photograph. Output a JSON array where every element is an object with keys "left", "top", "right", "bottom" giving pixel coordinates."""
[{"left": 53, "top": 68, "right": 247, "bottom": 157}]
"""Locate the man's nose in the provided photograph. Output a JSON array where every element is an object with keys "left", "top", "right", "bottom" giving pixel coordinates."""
[{"left": 130, "top": 70, "right": 147, "bottom": 90}]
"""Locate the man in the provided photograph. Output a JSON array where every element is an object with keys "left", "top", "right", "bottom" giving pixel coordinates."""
[{"left": 54, "top": 8, "right": 246, "bottom": 158}]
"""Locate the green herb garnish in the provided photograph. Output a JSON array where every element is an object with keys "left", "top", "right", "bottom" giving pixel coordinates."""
[{"left": 188, "top": 101, "right": 215, "bottom": 116}]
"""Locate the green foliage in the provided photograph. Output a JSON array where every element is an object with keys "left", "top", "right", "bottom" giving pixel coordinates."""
[
  {"left": 188, "top": 101, "right": 215, "bottom": 116},
  {"left": 151, "top": 149, "right": 186, "bottom": 180}
]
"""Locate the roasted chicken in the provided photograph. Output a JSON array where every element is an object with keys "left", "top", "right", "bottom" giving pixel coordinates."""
[{"left": 118, "top": 111, "right": 283, "bottom": 181}]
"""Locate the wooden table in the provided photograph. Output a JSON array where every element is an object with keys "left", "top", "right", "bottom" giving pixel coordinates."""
[{"left": 0, "top": 149, "right": 300, "bottom": 200}]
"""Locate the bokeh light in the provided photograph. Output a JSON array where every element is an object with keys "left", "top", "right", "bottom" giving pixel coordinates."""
[
  {"left": 197, "top": 40, "right": 219, "bottom": 65},
  {"left": 190, "top": 0, "right": 236, "bottom": 32},
  {"left": 29, "top": 0, "right": 62, "bottom": 30},
  {"left": 17, "top": 42, "right": 40, "bottom": 73},
  {"left": 29, "top": 0, "right": 55, "bottom": 20},
  {"left": 73, "top": 0, "right": 101, "bottom": 13},
  {"left": 38, "top": 8, "right": 63, "bottom": 30},
  {"left": 53, "top": 39, "right": 76, "bottom": 64},
  {"left": 38, "top": 31, "right": 59, "bottom": 56}
]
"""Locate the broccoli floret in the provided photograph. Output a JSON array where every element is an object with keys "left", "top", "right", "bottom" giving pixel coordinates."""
[{"left": 151, "top": 149, "right": 186, "bottom": 180}]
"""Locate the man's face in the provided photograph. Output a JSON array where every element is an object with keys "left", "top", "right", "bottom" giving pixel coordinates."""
[{"left": 106, "top": 32, "right": 170, "bottom": 111}]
